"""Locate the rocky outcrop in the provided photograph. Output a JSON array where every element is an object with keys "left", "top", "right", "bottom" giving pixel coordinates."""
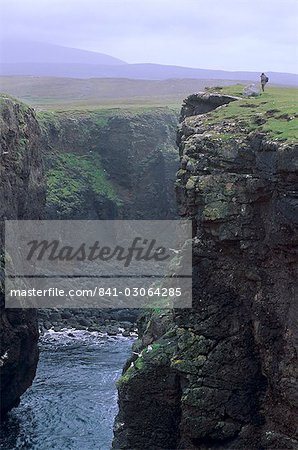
[
  {"left": 39, "top": 109, "right": 179, "bottom": 220},
  {"left": 0, "top": 96, "right": 45, "bottom": 417},
  {"left": 113, "top": 94, "right": 298, "bottom": 449},
  {"left": 180, "top": 92, "right": 239, "bottom": 119}
]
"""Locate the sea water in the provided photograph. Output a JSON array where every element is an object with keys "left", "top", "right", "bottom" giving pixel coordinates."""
[{"left": 0, "top": 330, "right": 134, "bottom": 450}]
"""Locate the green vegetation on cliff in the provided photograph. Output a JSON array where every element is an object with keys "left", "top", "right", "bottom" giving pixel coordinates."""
[{"left": 47, "top": 153, "right": 121, "bottom": 218}]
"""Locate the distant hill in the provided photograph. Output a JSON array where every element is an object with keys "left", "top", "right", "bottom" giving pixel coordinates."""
[
  {"left": 0, "top": 41, "right": 297, "bottom": 86},
  {"left": 0, "top": 41, "right": 127, "bottom": 66}
]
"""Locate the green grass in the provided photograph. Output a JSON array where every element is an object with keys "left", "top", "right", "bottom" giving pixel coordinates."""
[
  {"left": 38, "top": 105, "right": 179, "bottom": 124},
  {"left": 205, "top": 85, "right": 298, "bottom": 142},
  {"left": 38, "top": 96, "right": 182, "bottom": 111}
]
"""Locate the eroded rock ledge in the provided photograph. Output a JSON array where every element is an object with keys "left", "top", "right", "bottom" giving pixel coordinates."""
[
  {"left": 0, "top": 96, "right": 45, "bottom": 417},
  {"left": 113, "top": 94, "right": 298, "bottom": 449},
  {"left": 180, "top": 92, "right": 240, "bottom": 119}
]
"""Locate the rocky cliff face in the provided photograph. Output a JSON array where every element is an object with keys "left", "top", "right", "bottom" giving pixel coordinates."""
[
  {"left": 39, "top": 109, "right": 179, "bottom": 220},
  {"left": 113, "top": 94, "right": 298, "bottom": 449},
  {"left": 36, "top": 108, "right": 179, "bottom": 334},
  {"left": 0, "top": 96, "right": 45, "bottom": 417}
]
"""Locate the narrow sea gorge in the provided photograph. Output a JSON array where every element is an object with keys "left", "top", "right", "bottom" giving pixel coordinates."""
[
  {"left": 1, "top": 81, "right": 297, "bottom": 449},
  {"left": 0, "top": 331, "right": 134, "bottom": 450}
]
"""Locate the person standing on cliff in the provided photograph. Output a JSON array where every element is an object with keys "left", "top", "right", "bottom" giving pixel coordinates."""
[{"left": 260, "top": 73, "right": 269, "bottom": 92}]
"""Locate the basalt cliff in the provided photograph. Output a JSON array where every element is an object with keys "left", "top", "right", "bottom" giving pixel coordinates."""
[
  {"left": 0, "top": 96, "right": 45, "bottom": 417},
  {"left": 113, "top": 93, "right": 298, "bottom": 449}
]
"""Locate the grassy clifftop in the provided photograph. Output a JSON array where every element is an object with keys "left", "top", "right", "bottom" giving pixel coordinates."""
[{"left": 204, "top": 85, "right": 298, "bottom": 142}]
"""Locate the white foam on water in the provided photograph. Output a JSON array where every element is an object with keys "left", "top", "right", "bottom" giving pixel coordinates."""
[{"left": 40, "top": 328, "right": 136, "bottom": 349}]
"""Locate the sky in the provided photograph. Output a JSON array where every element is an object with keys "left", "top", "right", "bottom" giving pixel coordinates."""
[{"left": 1, "top": 0, "right": 298, "bottom": 73}]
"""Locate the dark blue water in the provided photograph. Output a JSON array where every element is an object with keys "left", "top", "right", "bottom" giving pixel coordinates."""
[{"left": 0, "top": 330, "right": 134, "bottom": 450}]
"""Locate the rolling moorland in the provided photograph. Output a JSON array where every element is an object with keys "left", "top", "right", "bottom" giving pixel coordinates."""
[{"left": 0, "top": 76, "right": 249, "bottom": 110}]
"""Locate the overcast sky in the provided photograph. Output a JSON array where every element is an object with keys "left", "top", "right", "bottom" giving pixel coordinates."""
[{"left": 1, "top": 0, "right": 297, "bottom": 73}]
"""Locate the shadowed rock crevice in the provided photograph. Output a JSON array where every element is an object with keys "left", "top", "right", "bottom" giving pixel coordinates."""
[{"left": 179, "top": 92, "right": 240, "bottom": 120}]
